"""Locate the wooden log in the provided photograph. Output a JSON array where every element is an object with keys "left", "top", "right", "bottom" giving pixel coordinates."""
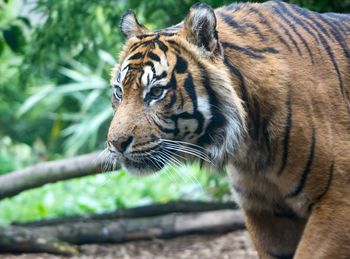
[
  {"left": 13, "top": 201, "right": 238, "bottom": 226},
  {"left": 6, "top": 210, "right": 244, "bottom": 245},
  {"left": 0, "top": 151, "right": 115, "bottom": 200},
  {"left": 0, "top": 202, "right": 245, "bottom": 255},
  {"left": 0, "top": 226, "right": 79, "bottom": 255}
]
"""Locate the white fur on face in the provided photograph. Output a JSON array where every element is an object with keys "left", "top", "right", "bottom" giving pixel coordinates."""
[
  {"left": 119, "top": 61, "right": 130, "bottom": 85},
  {"left": 197, "top": 96, "right": 212, "bottom": 123}
]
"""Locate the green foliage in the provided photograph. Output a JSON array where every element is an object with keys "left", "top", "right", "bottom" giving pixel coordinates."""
[
  {"left": 19, "top": 52, "right": 115, "bottom": 154},
  {"left": 0, "top": 136, "right": 36, "bottom": 174},
  {"left": 0, "top": 0, "right": 31, "bottom": 139},
  {"left": 0, "top": 164, "right": 231, "bottom": 225}
]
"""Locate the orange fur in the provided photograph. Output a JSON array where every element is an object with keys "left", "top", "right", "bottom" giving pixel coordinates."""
[{"left": 107, "top": 1, "right": 350, "bottom": 257}]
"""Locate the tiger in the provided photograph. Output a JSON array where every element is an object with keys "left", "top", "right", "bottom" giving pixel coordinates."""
[{"left": 106, "top": 1, "right": 350, "bottom": 258}]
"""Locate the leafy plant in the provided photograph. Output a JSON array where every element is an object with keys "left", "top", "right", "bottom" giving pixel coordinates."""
[
  {"left": 0, "top": 136, "right": 36, "bottom": 174},
  {"left": 0, "top": 164, "right": 231, "bottom": 225},
  {"left": 18, "top": 50, "right": 115, "bottom": 155}
]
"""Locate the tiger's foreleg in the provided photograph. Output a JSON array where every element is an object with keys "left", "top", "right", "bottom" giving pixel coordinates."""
[
  {"left": 294, "top": 193, "right": 350, "bottom": 259},
  {"left": 243, "top": 209, "right": 306, "bottom": 259}
]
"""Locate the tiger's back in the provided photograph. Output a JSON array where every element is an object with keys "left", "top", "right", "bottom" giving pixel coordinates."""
[
  {"left": 107, "top": 1, "right": 350, "bottom": 258},
  {"left": 216, "top": 2, "right": 350, "bottom": 258},
  {"left": 215, "top": 0, "right": 350, "bottom": 211}
]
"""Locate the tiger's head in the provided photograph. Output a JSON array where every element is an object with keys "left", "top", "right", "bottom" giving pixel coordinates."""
[{"left": 107, "top": 3, "right": 246, "bottom": 175}]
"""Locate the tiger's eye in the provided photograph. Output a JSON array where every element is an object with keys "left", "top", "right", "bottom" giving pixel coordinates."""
[
  {"left": 149, "top": 87, "right": 164, "bottom": 99},
  {"left": 114, "top": 85, "right": 123, "bottom": 100}
]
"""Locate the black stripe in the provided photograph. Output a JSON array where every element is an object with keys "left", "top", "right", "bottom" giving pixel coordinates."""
[
  {"left": 165, "top": 90, "right": 177, "bottom": 109},
  {"left": 222, "top": 42, "right": 264, "bottom": 59},
  {"left": 218, "top": 12, "right": 267, "bottom": 41},
  {"left": 129, "top": 40, "right": 154, "bottom": 52},
  {"left": 291, "top": 4, "right": 349, "bottom": 57},
  {"left": 318, "top": 33, "right": 347, "bottom": 106},
  {"left": 317, "top": 15, "right": 350, "bottom": 58},
  {"left": 182, "top": 74, "right": 205, "bottom": 135},
  {"left": 287, "top": 127, "right": 316, "bottom": 198},
  {"left": 128, "top": 52, "right": 143, "bottom": 60},
  {"left": 222, "top": 42, "right": 279, "bottom": 59},
  {"left": 184, "top": 74, "right": 198, "bottom": 108},
  {"left": 278, "top": 89, "right": 292, "bottom": 176},
  {"left": 275, "top": 6, "right": 325, "bottom": 59},
  {"left": 174, "top": 54, "right": 188, "bottom": 74},
  {"left": 249, "top": 7, "right": 292, "bottom": 52},
  {"left": 155, "top": 39, "right": 168, "bottom": 53},
  {"left": 154, "top": 71, "right": 167, "bottom": 82},
  {"left": 224, "top": 55, "right": 272, "bottom": 170},
  {"left": 308, "top": 161, "right": 334, "bottom": 212},
  {"left": 121, "top": 65, "right": 129, "bottom": 72},
  {"left": 165, "top": 39, "right": 181, "bottom": 53},
  {"left": 159, "top": 32, "right": 176, "bottom": 37},
  {"left": 318, "top": 13, "right": 350, "bottom": 37},
  {"left": 147, "top": 52, "right": 160, "bottom": 62},
  {"left": 144, "top": 61, "right": 156, "bottom": 74},
  {"left": 326, "top": 17, "right": 350, "bottom": 41},
  {"left": 271, "top": 14, "right": 302, "bottom": 56},
  {"left": 136, "top": 33, "right": 157, "bottom": 40},
  {"left": 196, "top": 63, "right": 227, "bottom": 147},
  {"left": 139, "top": 32, "right": 175, "bottom": 38},
  {"left": 219, "top": 12, "right": 242, "bottom": 32},
  {"left": 165, "top": 73, "right": 177, "bottom": 90},
  {"left": 275, "top": 1, "right": 320, "bottom": 45},
  {"left": 272, "top": 3, "right": 314, "bottom": 63},
  {"left": 174, "top": 112, "right": 204, "bottom": 135},
  {"left": 223, "top": 56, "right": 248, "bottom": 105},
  {"left": 133, "top": 139, "right": 158, "bottom": 148},
  {"left": 151, "top": 117, "right": 176, "bottom": 134},
  {"left": 165, "top": 39, "right": 176, "bottom": 45},
  {"left": 290, "top": 5, "right": 350, "bottom": 115}
]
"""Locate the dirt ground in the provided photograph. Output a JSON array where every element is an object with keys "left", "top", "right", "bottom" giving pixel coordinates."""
[{"left": 2, "top": 230, "right": 258, "bottom": 259}]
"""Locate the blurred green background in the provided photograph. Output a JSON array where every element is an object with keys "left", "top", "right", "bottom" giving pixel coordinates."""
[{"left": 0, "top": 0, "right": 349, "bottom": 225}]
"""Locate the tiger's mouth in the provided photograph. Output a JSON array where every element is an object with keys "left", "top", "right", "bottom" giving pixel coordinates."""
[
  {"left": 108, "top": 140, "right": 211, "bottom": 176},
  {"left": 122, "top": 154, "right": 169, "bottom": 176},
  {"left": 110, "top": 144, "right": 170, "bottom": 176}
]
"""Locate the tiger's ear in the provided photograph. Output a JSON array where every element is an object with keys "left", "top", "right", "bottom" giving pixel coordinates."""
[
  {"left": 120, "top": 10, "right": 149, "bottom": 39},
  {"left": 182, "top": 3, "right": 219, "bottom": 54}
]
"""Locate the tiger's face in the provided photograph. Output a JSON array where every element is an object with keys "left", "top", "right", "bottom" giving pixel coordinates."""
[{"left": 107, "top": 4, "right": 245, "bottom": 175}]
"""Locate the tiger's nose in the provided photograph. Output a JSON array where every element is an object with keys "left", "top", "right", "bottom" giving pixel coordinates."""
[{"left": 109, "top": 136, "right": 133, "bottom": 153}]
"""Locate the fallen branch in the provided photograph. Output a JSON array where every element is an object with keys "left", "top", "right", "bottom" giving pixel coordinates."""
[
  {"left": 24, "top": 209, "right": 244, "bottom": 244},
  {"left": 0, "top": 226, "right": 79, "bottom": 255},
  {"left": 0, "top": 151, "right": 114, "bottom": 200},
  {"left": 13, "top": 201, "right": 238, "bottom": 226},
  {"left": 0, "top": 202, "right": 244, "bottom": 255}
]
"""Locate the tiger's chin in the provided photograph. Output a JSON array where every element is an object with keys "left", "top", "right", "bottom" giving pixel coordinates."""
[{"left": 122, "top": 157, "right": 165, "bottom": 176}]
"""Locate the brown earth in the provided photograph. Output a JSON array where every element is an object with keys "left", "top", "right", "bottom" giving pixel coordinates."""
[{"left": 1, "top": 230, "right": 258, "bottom": 259}]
